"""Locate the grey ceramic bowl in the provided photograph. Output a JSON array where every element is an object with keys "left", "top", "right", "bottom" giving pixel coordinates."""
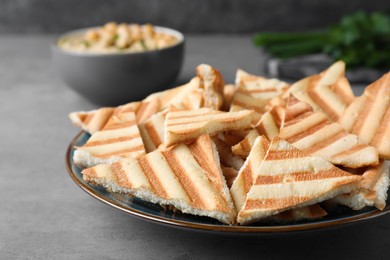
[{"left": 52, "top": 26, "right": 184, "bottom": 106}]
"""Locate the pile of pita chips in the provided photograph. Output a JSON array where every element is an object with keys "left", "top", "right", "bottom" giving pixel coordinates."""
[{"left": 69, "top": 62, "right": 389, "bottom": 225}]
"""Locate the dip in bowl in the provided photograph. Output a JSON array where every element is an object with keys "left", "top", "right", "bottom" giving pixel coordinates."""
[{"left": 52, "top": 23, "right": 184, "bottom": 106}]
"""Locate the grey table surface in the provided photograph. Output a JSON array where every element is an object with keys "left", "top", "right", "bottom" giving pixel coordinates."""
[{"left": 1, "top": 34, "right": 389, "bottom": 260}]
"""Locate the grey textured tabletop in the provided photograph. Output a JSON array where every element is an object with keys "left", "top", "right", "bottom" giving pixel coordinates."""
[{"left": 1, "top": 35, "right": 389, "bottom": 260}]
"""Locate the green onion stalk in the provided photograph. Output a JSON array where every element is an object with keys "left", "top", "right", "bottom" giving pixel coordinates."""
[{"left": 253, "top": 11, "right": 390, "bottom": 69}]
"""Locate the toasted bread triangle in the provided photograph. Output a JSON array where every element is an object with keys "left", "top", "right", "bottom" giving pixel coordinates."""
[
  {"left": 231, "top": 136, "right": 329, "bottom": 224},
  {"left": 230, "top": 70, "right": 289, "bottom": 124},
  {"left": 164, "top": 108, "right": 254, "bottom": 147},
  {"left": 82, "top": 134, "right": 236, "bottom": 224},
  {"left": 287, "top": 61, "right": 355, "bottom": 121},
  {"left": 74, "top": 112, "right": 146, "bottom": 168},
  {"left": 339, "top": 72, "right": 390, "bottom": 159},
  {"left": 280, "top": 94, "right": 379, "bottom": 168},
  {"left": 237, "top": 137, "right": 361, "bottom": 225},
  {"left": 231, "top": 136, "right": 270, "bottom": 213}
]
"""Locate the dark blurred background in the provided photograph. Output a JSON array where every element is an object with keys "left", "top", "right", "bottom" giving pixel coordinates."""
[{"left": 1, "top": 0, "right": 389, "bottom": 34}]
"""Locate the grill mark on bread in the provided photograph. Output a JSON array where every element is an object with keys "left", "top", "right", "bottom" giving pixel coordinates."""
[
  {"left": 242, "top": 88, "right": 283, "bottom": 94},
  {"left": 255, "top": 121, "right": 268, "bottom": 136},
  {"left": 283, "top": 111, "right": 311, "bottom": 127},
  {"left": 161, "top": 150, "right": 204, "bottom": 208},
  {"left": 351, "top": 95, "right": 374, "bottom": 137},
  {"left": 332, "top": 79, "right": 355, "bottom": 105},
  {"left": 95, "top": 145, "right": 145, "bottom": 158},
  {"left": 266, "top": 150, "right": 306, "bottom": 160},
  {"left": 167, "top": 113, "right": 244, "bottom": 127},
  {"left": 84, "top": 108, "right": 114, "bottom": 132},
  {"left": 242, "top": 161, "right": 254, "bottom": 193},
  {"left": 331, "top": 144, "right": 371, "bottom": 158},
  {"left": 240, "top": 137, "right": 254, "bottom": 156},
  {"left": 255, "top": 170, "right": 351, "bottom": 185},
  {"left": 136, "top": 100, "right": 160, "bottom": 124},
  {"left": 137, "top": 156, "right": 168, "bottom": 198},
  {"left": 308, "top": 90, "right": 342, "bottom": 121},
  {"left": 302, "top": 131, "right": 348, "bottom": 154},
  {"left": 144, "top": 121, "right": 163, "bottom": 148},
  {"left": 371, "top": 105, "right": 390, "bottom": 150},
  {"left": 83, "top": 135, "right": 140, "bottom": 147},
  {"left": 361, "top": 86, "right": 390, "bottom": 143},
  {"left": 168, "top": 114, "right": 252, "bottom": 127},
  {"left": 284, "top": 101, "right": 313, "bottom": 123},
  {"left": 231, "top": 99, "right": 266, "bottom": 113},
  {"left": 111, "top": 162, "right": 133, "bottom": 189},
  {"left": 188, "top": 137, "right": 224, "bottom": 193},
  {"left": 103, "top": 120, "right": 137, "bottom": 130},
  {"left": 284, "top": 119, "right": 329, "bottom": 144},
  {"left": 168, "top": 110, "right": 221, "bottom": 119},
  {"left": 167, "top": 118, "right": 212, "bottom": 126}
]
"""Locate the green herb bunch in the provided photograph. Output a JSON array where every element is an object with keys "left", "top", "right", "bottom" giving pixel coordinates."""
[{"left": 254, "top": 11, "right": 390, "bottom": 69}]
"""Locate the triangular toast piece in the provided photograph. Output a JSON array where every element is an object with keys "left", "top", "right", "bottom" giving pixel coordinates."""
[
  {"left": 339, "top": 72, "right": 390, "bottom": 159},
  {"left": 164, "top": 108, "right": 254, "bottom": 147},
  {"left": 230, "top": 70, "right": 289, "bottom": 124},
  {"left": 288, "top": 61, "right": 355, "bottom": 121},
  {"left": 237, "top": 137, "right": 361, "bottom": 225},
  {"left": 333, "top": 160, "right": 390, "bottom": 210},
  {"left": 82, "top": 135, "right": 236, "bottom": 224},
  {"left": 235, "top": 69, "right": 289, "bottom": 100},
  {"left": 231, "top": 136, "right": 328, "bottom": 224},
  {"left": 279, "top": 95, "right": 378, "bottom": 168},
  {"left": 231, "top": 136, "right": 271, "bottom": 213},
  {"left": 74, "top": 112, "right": 146, "bottom": 168}
]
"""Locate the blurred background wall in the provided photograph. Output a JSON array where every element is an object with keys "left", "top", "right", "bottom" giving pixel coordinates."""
[{"left": 1, "top": 0, "right": 389, "bottom": 34}]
